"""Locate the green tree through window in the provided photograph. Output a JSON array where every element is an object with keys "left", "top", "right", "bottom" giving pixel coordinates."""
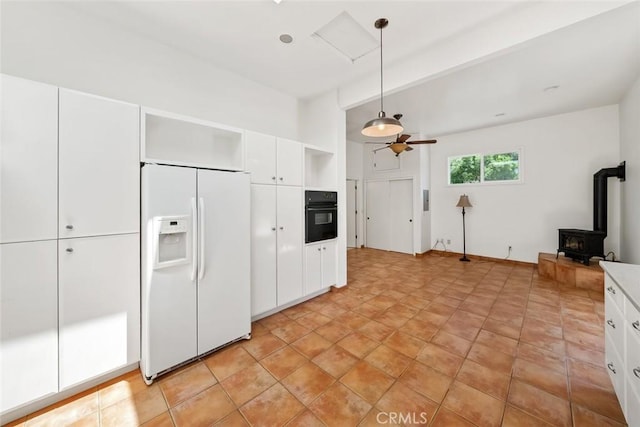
[
  {"left": 484, "top": 152, "right": 519, "bottom": 181},
  {"left": 449, "top": 155, "right": 480, "bottom": 184}
]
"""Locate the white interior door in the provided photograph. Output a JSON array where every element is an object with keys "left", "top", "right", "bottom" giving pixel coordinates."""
[
  {"left": 197, "top": 170, "right": 251, "bottom": 354},
  {"left": 346, "top": 180, "right": 357, "bottom": 248},
  {"left": 365, "top": 181, "right": 390, "bottom": 251},
  {"left": 389, "top": 179, "right": 414, "bottom": 254}
]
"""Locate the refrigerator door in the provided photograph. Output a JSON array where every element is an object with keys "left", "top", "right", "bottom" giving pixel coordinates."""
[
  {"left": 196, "top": 169, "right": 251, "bottom": 355},
  {"left": 141, "top": 164, "right": 197, "bottom": 379}
]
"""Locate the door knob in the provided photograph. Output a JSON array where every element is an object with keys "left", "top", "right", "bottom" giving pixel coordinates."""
[
  {"left": 66, "top": 248, "right": 74, "bottom": 253},
  {"left": 271, "top": 227, "right": 276, "bottom": 231},
  {"left": 409, "top": 219, "right": 413, "bottom": 222},
  {"left": 66, "top": 224, "right": 74, "bottom": 230},
  {"left": 318, "top": 248, "right": 321, "bottom": 252}
]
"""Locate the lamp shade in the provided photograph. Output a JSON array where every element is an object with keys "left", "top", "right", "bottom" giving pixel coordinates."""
[
  {"left": 361, "top": 112, "right": 403, "bottom": 137},
  {"left": 456, "top": 194, "right": 472, "bottom": 208}
]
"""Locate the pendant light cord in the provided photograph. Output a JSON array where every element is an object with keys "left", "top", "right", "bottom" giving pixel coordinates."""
[{"left": 379, "top": 24, "right": 384, "bottom": 113}]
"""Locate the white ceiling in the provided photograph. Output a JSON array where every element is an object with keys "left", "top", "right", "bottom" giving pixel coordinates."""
[{"left": 65, "top": 1, "right": 640, "bottom": 141}]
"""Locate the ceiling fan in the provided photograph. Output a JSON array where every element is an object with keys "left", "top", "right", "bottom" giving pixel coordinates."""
[{"left": 365, "top": 114, "right": 437, "bottom": 156}]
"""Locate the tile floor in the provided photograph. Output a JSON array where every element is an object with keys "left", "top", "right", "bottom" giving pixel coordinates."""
[{"left": 5, "top": 249, "right": 627, "bottom": 427}]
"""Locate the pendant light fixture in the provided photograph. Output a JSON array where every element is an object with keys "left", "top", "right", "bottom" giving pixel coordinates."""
[{"left": 362, "top": 18, "right": 403, "bottom": 138}]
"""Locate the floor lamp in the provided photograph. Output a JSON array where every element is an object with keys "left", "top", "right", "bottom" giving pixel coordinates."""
[{"left": 456, "top": 194, "right": 472, "bottom": 262}]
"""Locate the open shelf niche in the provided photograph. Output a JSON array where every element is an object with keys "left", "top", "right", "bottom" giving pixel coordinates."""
[
  {"left": 141, "top": 108, "right": 244, "bottom": 171},
  {"left": 304, "top": 145, "right": 336, "bottom": 190}
]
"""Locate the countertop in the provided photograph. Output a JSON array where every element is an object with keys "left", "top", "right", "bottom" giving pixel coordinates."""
[{"left": 600, "top": 261, "right": 640, "bottom": 311}]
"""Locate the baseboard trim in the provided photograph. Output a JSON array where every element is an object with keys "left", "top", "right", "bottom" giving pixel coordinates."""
[{"left": 419, "top": 249, "right": 536, "bottom": 267}]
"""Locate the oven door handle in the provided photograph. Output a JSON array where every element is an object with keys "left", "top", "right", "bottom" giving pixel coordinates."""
[{"left": 306, "top": 207, "right": 337, "bottom": 211}]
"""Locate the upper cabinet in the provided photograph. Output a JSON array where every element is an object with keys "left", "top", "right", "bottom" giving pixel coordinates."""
[
  {"left": 1, "top": 75, "right": 58, "bottom": 244},
  {"left": 59, "top": 90, "right": 140, "bottom": 239},
  {"left": 141, "top": 108, "right": 244, "bottom": 171},
  {"left": 245, "top": 131, "right": 302, "bottom": 186}
]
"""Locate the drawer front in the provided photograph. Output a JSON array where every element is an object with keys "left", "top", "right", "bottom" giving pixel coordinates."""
[
  {"left": 626, "top": 378, "right": 639, "bottom": 427},
  {"left": 605, "top": 275, "right": 624, "bottom": 310},
  {"left": 605, "top": 333, "right": 626, "bottom": 409},
  {"left": 626, "top": 320, "right": 640, "bottom": 398},
  {"left": 605, "top": 292, "right": 625, "bottom": 348},
  {"left": 625, "top": 298, "right": 640, "bottom": 342}
]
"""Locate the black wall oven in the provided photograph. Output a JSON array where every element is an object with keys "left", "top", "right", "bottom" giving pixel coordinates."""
[{"left": 305, "top": 190, "right": 338, "bottom": 243}]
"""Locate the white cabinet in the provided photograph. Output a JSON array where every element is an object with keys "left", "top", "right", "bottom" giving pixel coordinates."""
[
  {"left": 59, "top": 234, "right": 140, "bottom": 390},
  {"left": 276, "top": 186, "right": 304, "bottom": 305},
  {"left": 245, "top": 131, "right": 302, "bottom": 186},
  {"left": 305, "top": 240, "right": 337, "bottom": 295},
  {"left": 141, "top": 108, "right": 244, "bottom": 171},
  {"left": 0, "top": 241, "right": 58, "bottom": 412},
  {"left": 59, "top": 90, "right": 139, "bottom": 238},
  {"left": 250, "top": 185, "right": 303, "bottom": 316},
  {"left": 601, "top": 261, "right": 640, "bottom": 427},
  {"left": 1, "top": 75, "right": 58, "bottom": 244}
]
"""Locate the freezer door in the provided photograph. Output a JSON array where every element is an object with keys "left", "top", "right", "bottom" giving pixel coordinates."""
[
  {"left": 141, "top": 164, "right": 197, "bottom": 379},
  {"left": 196, "top": 169, "right": 251, "bottom": 355}
]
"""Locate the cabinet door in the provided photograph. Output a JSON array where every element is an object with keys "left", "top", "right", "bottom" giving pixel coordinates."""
[
  {"left": 251, "top": 185, "right": 278, "bottom": 316},
  {"left": 1, "top": 75, "right": 58, "bottom": 244},
  {"left": 197, "top": 170, "right": 251, "bottom": 353},
  {"left": 277, "top": 186, "right": 303, "bottom": 305},
  {"left": 245, "top": 131, "right": 277, "bottom": 185},
  {"left": 59, "top": 234, "right": 140, "bottom": 390},
  {"left": 276, "top": 138, "right": 303, "bottom": 186},
  {"left": 59, "top": 90, "right": 139, "bottom": 239},
  {"left": 321, "top": 240, "right": 337, "bottom": 288},
  {"left": 305, "top": 243, "right": 323, "bottom": 295},
  {"left": 0, "top": 240, "right": 58, "bottom": 412}
]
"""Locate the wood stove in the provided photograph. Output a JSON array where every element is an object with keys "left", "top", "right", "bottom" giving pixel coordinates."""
[{"left": 557, "top": 162, "right": 625, "bottom": 265}]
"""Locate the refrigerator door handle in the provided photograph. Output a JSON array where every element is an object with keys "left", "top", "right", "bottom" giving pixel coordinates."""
[
  {"left": 190, "top": 197, "right": 197, "bottom": 282},
  {"left": 198, "top": 197, "right": 206, "bottom": 280}
]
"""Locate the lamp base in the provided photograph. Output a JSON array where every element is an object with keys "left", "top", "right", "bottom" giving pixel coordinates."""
[{"left": 459, "top": 256, "right": 470, "bottom": 262}]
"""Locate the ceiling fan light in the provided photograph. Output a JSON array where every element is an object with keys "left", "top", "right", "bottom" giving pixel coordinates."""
[
  {"left": 389, "top": 143, "right": 407, "bottom": 154},
  {"left": 361, "top": 113, "right": 403, "bottom": 137}
]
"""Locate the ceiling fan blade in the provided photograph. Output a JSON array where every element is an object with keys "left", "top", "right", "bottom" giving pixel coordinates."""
[
  {"left": 373, "top": 145, "right": 391, "bottom": 153},
  {"left": 397, "top": 134, "right": 411, "bottom": 143},
  {"left": 364, "top": 141, "right": 391, "bottom": 145},
  {"left": 406, "top": 139, "right": 437, "bottom": 145},
  {"left": 405, "top": 146, "right": 414, "bottom": 151}
]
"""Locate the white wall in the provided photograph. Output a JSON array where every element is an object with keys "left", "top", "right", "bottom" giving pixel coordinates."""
[
  {"left": 620, "top": 75, "right": 640, "bottom": 264},
  {"left": 299, "top": 90, "right": 347, "bottom": 287},
  {"left": 430, "top": 105, "right": 620, "bottom": 263},
  {"left": 346, "top": 141, "right": 364, "bottom": 248},
  {"left": 0, "top": 2, "right": 298, "bottom": 138}
]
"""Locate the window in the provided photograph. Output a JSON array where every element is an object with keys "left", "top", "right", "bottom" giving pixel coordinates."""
[{"left": 448, "top": 150, "right": 521, "bottom": 185}]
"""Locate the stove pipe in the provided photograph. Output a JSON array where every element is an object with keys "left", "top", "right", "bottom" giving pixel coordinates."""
[{"left": 593, "top": 161, "right": 625, "bottom": 236}]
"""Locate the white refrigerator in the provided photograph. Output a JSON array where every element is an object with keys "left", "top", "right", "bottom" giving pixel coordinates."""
[{"left": 141, "top": 164, "right": 251, "bottom": 384}]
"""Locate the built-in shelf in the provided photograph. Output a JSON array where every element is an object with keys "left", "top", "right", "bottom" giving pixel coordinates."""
[
  {"left": 141, "top": 108, "right": 244, "bottom": 171},
  {"left": 304, "top": 145, "right": 336, "bottom": 190}
]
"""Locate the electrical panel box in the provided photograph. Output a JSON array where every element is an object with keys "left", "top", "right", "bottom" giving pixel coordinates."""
[{"left": 153, "top": 216, "right": 191, "bottom": 269}]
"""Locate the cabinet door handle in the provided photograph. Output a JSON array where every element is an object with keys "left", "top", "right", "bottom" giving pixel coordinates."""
[
  {"left": 634, "top": 367, "right": 640, "bottom": 379},
  {"left": 607, "top": 319, "right": 616, "bottom": 329},
  {"left": 66, "top": 224, "right": 74, "bottom": 230},
  {"left": 607, "top": 362, "right": 616, "bottom": 374},
  {"left": 317, "top": 248, "right": 321, "bottom": 252},
  {"left": 607, "top": 286, "right": 616, "bottom": 294},
  {"left": 66, "top": 248, "right": 74, "bottom": 253},
  {"left": 633, "top": 320, "right": 640, "bottom": 331},
  {"left": 271, "top": 227, "right": 276, "bottom": 231},
  {"left": 279, "top": 177, "right": 284, "bottom": 181},
  {"left": 271, "top": 176, "right": 276, "bottom": 181},
  {"left": 323, "top": 247, "right": 326, "bottom": 250},
  {"left": 279, "top": 226, "right": 284, "bottom": 230}
]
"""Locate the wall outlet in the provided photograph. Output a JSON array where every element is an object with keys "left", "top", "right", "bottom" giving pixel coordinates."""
[{"left": 447, "top": 239, "right": 451, "bottom": 244}]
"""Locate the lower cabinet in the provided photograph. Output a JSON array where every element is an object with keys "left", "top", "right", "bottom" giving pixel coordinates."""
[
  {"left": 250, "top": 185, "right": 303, "bottom": 317},
  {"left": 0, "top": 240, "right": 58, "bottom": 413},
  {"left": 59, "top": 233, "right": 140, "bottom": 389},
  {"left": 305, "top": 240, "right": 337, "bottom": 295}
]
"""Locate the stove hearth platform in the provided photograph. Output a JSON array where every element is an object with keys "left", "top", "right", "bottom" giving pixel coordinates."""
[{"left": 537, "top": 252, "right": 603, "bottom": 291}]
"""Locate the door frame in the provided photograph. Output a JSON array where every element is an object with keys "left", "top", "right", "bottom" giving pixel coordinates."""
[{"left": 346, "top": 179, "right": 359, "bottom": 248}]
